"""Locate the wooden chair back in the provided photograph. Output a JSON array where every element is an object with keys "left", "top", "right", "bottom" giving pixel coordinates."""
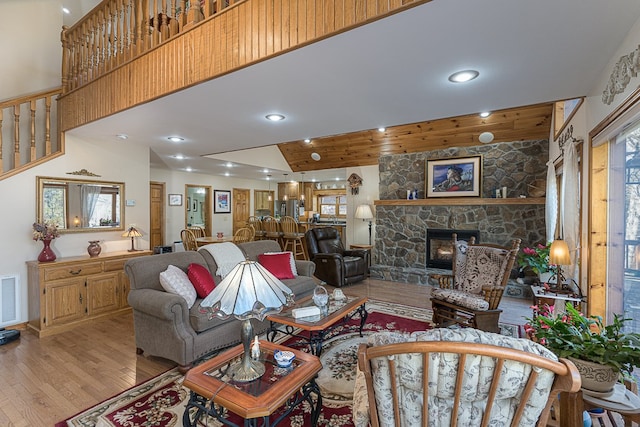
[
  {"left": 247, "top": 216, "right": 265, "bottom": 239},
  {"left": 180, "top": 229, "right": 198, "bottom": 251},
  {"left": 188, "top": 226, "right": 205, "bottom": 238},
  {"left": 356, "top": 329, "right": 580, "bottom": 427},
  {"left": 279, "top": 216, "right": 301, "bottom": 236},
  {"left": 233, "top": 227, "right": 253, "bottom": 243},
  {"left": 262, "top": 216, "right": 282, "bottom": 239}
]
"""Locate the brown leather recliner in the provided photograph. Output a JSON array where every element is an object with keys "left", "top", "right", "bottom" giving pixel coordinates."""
[{"left": 305, "top": 226, "right": 369, "bottom": 287}]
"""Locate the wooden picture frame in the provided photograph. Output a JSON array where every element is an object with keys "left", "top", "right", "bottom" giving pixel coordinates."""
[
  {"left": 214, "top": 190, "right": 231, "bottom": 213},
  {"left": 168, "top": 194, "right": 182, "bottom": 206},
  {"left": 426, "top": 155, "right": 482, "bottom": 198}
]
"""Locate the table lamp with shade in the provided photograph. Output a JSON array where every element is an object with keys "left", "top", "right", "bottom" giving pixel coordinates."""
[
  {"left": 200, "top": 260, "right": 294, "bottom": 382},
  {"left": 549, "top": 238, "right": 571, "bottom": 288},
  {"left": 122, "top": 226, "right": 143, "bottom": 252},
  {"left": 355, "top": 204, "right": 374, "bottom": 245}
]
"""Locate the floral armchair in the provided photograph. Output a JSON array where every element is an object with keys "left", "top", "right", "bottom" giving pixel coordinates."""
[
  {"left": 353, "top": 328, "right": 581, "bottom": 427},
  {"left": 430, "top": 234, "right": 521, "bottom": 333}
]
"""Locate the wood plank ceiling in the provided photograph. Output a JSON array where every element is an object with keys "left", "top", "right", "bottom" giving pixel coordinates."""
[{"left": 278, "top": 103, "right": 553, "bottom": 172}]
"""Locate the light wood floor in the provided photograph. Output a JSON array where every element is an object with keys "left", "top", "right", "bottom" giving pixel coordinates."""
[{"left": 0, "top": 278, "right": 532, "bottom": 426}]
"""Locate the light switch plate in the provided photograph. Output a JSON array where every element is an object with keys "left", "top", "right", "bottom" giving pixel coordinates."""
[{"left": 126, "top": 199, "right": 136, "bottom": 206}]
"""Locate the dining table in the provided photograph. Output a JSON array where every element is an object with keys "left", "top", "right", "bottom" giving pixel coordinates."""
[{"left": 195, "top": 236, "right": 236, "bottom": 247}]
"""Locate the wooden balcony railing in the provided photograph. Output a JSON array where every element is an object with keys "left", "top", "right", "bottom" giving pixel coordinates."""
[
  {"left": 0, "top": 88, "right": 63, "bottom": 181},
  {"left": 62, "top": 0, "right": 238, "bottom": 92}
]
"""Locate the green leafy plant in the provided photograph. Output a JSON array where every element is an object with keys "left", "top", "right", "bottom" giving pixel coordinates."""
[
  {"left": 517, "top": 242, "right": 551, "bottom": 274},
  {"left": 524, "top": 302, "right": 640, "bottom": 376}
]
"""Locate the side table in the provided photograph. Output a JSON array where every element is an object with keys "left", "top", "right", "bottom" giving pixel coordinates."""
[{"left": 182, "top": 340, "right": 322, "bottom": 426}]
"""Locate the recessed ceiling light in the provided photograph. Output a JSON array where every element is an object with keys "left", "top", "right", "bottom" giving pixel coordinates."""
[
  {"left": 265, "top": 113, "right": 285, "bottom": 121},
  {"left": 304, "top": 138, "right": 311, "bottom": 143},
  {"left": 311, "top": 152, "right": 321, "bottom": 161},
  {"left": 311, "top": 178, "right": 316, "bottom": 182},
  {"left": 335, "top": 177, "right": 340, "bottom": 181},
  {"left": 479, "top": 131, "right": 495, "bottom": 143},
  {"left": 116, "top": 134, "right": 128, "bottom": 140},
  {"left": 173, "top": 154, "right": 186, "bottom": 160},
  {"left": 378, "top": 127, "right": 386, "bottom": 132},
  {"left": 224, "top": 172, "right": 230, "bottom": 177},
  {"left": 185, "top": 167, "right": 193, "bottom": 172},
  {"left": 225, "top": 162, "right": 233, "bottom": 168},
  {"left": 479, "top": 111, "right": 491, "bottom": 118},
  {"left": 263, "top": 168, "right": 269, "bottom": 173},
  {"left": 448, "top": 70, "right": 479, "bottom": 83},
  {"left": 62, "top": 7, "right": 70, "bottom": 14},
  {"left": 167, "top": 136, "right": 184, "bottom": 142}
]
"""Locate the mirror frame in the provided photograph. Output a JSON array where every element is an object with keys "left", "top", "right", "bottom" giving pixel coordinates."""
[
  {"left": 553, "top": 97, "right": 584, "bottom": 140},
  {"left": 36, "top": 176, "right": 125, "bottom": 233}
]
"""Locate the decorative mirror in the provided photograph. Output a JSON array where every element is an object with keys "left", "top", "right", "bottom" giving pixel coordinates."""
[{"left": 36, "top": 176, "right": 125, "bottom": 233}]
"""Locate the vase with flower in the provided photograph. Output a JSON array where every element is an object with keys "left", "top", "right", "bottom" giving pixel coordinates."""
[
  {"left": 525, "top": 302, "right": 640, "bottom": 395},
  {"left": 32, "top": 221, "right": 60, "bottom": 262}
]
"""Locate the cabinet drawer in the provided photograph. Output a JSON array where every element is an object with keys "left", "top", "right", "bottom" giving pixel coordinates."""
[
  {"left": 44, "top": 262, "right": 103, "bottom": 281},
  {"left": 103, "top": 258, "right": 126, "bottom": 272}
]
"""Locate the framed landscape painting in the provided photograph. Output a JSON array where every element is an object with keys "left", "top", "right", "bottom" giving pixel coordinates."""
[
  {"left": 426, "top": 155, "right": 482, "bottom": 198},
  {"left": 214, "top": 190, "right": 231, "bottom": 213}
]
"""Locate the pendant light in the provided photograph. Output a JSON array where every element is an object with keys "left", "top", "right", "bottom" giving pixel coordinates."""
[
  {"left": 300, "top": 172, "right": 305, "bottom": 210},
  {"left": 267, "top": 175, "right": 272, "bottom": 201}
]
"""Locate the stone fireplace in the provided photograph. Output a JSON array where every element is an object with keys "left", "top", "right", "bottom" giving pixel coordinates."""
[{"left": 369, "top": 140, "right": 548, "bottom": 298}]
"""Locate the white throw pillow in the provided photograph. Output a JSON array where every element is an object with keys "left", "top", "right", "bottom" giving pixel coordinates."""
[
  {"left": 159, "top": 265, "right": 197, "bottom": 308},
  {"left": 265, "top": 251, "right": 298, "bottom": 276}
]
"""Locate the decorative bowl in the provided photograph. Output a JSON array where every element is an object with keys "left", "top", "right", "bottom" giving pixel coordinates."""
[{"left": 274, "top": 350, "right": 295, "bottom": 368}]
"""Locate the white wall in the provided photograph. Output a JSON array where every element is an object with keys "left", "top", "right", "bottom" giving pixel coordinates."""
[
  {"left": 150, "top": 168, "right": 270, "bottom": 244},
  {"left": 0, "top": 136, "right": 150, "bottom": 326},
  {"left": 346, "top": 165, "right": 379, "bottom": 247}
]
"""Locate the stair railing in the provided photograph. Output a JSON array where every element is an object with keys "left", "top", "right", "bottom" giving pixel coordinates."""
[{"left": 0, "top": 88, "right": 63, "bottom": 181}]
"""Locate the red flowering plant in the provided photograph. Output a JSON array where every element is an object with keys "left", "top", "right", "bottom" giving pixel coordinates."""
[
  {"left": 524, "top": 302, "right": 640, "bottom": 377},
  {"left": 517, "top": 242, "right": 551, "bottom": 275}
]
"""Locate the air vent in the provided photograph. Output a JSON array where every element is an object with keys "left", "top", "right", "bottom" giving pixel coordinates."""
[{"left": 0, "top": 275, "right": 19, "bottom": 326}]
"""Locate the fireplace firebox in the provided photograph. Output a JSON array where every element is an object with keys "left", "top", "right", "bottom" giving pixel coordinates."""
[{"left": 426, "top": 229, "right": 480, "bottom": 269}]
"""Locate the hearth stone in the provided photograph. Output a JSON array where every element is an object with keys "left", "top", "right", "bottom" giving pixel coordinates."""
[{"left": 369, "top": 265, "right": 532, "bottom": 299}]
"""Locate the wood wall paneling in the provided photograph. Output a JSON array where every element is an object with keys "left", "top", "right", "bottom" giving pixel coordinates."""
[{"left": 588, "top": 142, "right": 608, "bottom": 319}]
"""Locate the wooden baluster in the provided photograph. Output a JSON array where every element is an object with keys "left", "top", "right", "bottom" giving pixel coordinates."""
[
  {"left": 74, "top": 32, "right": 82, "bottom": 89},
  {"left": 30, "top": 100, "right": 36, "bottom": 162},
  {"left": 184, "top": 0, "right": 203, "bottom": 30},
  {"left": 161, "top": 0, "right": 169, "bottom": 41},
  {"left": 61, "top": 26, "right": 69, "bottom": 92},
  {"left": 118, "top": 0, "right": 125, "bottom": 66},
  {"left": 13, "top": 105, "right": 20, "bottom": 169},
  {"left": 99, "top": 8, "right": 106, "bottom": 75},
  {"left": 126, "top": 0, "right": 134, "bottom": 60},
  {"left": 142, "top": 0, "right": 150, "bottom": 51},
  {"left": 0, "top": 109, "right": 3, "bottom": 174},
  {"left": 152, "top": 0, "right": 160, "bottom": 46},
  {"left": 202, "top": 0, "right": 211, "bottom": 17},
  {"left": 107, "top": 2, "right": 115, "bottom": 71},
  {"left": 136, "top": 0, "right": 144, "bottom": 54},
  {"left": 45, "top": 96, "right": 52, "bottom": 155},
  {"left": 169, "top": 0, "right": 179, "bottom": 36}
]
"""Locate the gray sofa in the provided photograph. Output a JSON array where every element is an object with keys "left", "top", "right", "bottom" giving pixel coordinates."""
[{"left": 124, "top": 240, "right": 317, "bottom": 370}]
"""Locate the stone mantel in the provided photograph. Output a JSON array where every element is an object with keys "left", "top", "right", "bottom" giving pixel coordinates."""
[{"left": 375, "top": 197, "right": 546, "bottom": 206}]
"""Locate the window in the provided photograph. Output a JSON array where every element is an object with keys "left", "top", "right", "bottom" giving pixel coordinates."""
[
  {"left": 608, "top": 120, "right": 640, "bottom": 331},
  {"left": 91, "top": 188, "right": 120, "bottom": 226},
  {"left": 42, "top": 184, "right": 67, "bottom": 228},
  {"left": 318, "top": 194, "right": 347, "bottom": 218}
]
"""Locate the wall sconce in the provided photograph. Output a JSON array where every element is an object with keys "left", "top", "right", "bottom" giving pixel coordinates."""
[{"left": 73, "top": 216, "right": 80, "bottom": 227}]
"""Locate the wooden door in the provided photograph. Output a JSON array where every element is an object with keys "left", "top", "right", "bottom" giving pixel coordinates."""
[
  {"left": 233, "top": 188, "right": 250, "bottom": 234},
  {"left": 149, "top": 182, "right": 165, "bottom": 249}
]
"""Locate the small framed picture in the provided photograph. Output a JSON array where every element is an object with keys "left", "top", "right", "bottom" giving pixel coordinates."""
[
  {"left": 426, "top": 155, "right": 482, "bottom": 198},
  {"left": 214, "top": 190, "right": 231, "bottom": 213},
  {"left": 168, "top": 194, "right": 183, "bottom": 206}
]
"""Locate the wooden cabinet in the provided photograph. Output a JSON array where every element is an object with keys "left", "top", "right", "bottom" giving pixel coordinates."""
[
  {"left": 27, "top": 250, "right": 151, "bottom": 337},
  {"left": 277, "top": 182, "right": 299, "bottom": 200}
]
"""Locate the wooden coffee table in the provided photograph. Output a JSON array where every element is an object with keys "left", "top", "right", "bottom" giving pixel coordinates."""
[
  {"left": 182, "top": 340, "right": 322, "bottom": 427},
  {"left": 266, "top": 295, "right": 368, "bottom": 355}
]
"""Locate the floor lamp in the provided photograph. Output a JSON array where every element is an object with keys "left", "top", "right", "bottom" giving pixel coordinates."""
[{"left": 355, "top": 204, "right": 373, "bottom": 245}]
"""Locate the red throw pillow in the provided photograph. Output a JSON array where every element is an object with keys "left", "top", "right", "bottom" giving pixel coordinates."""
[
  {"left": 188, "top": 263, "right": 216, "bottom": 298},
  {"left": 258, "top": 253, "right": 295, "bottom": 280}
]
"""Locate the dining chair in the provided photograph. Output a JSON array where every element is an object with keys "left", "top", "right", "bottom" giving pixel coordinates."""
[
  {"left": 188, "top": 226, "right": 205, "bottom": 238},
  {"left": 233, "top": 227, "right": 253, "bottom": 244},
  {"left": 262, "top": 216, "right": 283, "bottom": 248},
  {"left": 180, "top": 229, "right": 198, "bottom": 251},
  {"left": 247, "top": 216, "right": 266, "bottom": 240}
]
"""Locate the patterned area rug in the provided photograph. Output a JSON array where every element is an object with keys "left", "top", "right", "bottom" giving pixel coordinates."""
[{"left": 57, "top": 301, "right": 519, "bottom": 427}]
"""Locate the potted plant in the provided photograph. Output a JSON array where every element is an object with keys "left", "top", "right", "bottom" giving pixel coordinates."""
[
  {"left": 524, "top": 302, "right": 640, "bottom": 393},
  {"left": 517, "top": 242, "right": 552, "bottom": 282}
]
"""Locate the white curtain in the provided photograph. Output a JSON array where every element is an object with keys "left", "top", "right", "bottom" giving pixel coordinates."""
[
  {"left": 561, "top": 138, "right": 580, "bottom": 283},
  {"left": 81, "top": 185, "right": 101, "bottom": 227},
  {"left": 545, "top": 160, "right": 558, "bottom": 244}
]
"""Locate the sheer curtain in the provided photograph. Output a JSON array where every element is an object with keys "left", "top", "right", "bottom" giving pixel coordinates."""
[
  {"left": 561, "top": 138, "right": 580, "bottom": 284},
  {"left": 81, "top": 185, "right": 101, "bottom": 227},
  {"left": 545, "top": 160, "right": 558, "bottom": 244}
]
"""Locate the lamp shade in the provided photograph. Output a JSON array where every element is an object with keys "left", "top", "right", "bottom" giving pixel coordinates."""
[
  {"left": 201, "top": 260, "right": 294, "bottom": 321},
  {"left": 122, "top": 226, "right": 142, "bottom": 238},
  {"left": 549, "top": 239, "right": 571, "bottom": 265},
  {"left": 355, "top": 204, "right": 373, "bottom": 220}
]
